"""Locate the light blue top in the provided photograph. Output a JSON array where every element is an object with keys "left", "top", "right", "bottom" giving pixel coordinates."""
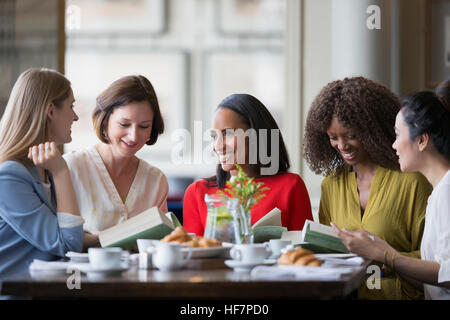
[{"left": 0, "top": 160, "right": 84, "bottom": 279}]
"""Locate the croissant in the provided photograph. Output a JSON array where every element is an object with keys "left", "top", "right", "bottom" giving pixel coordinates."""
[
  {"left": 161, "top": 226, "right": 192, "bottom": 243},
  {"left": 198, "top": 237, "right": 222, "bottom": 248},
  {"left": 161, "top": 226, "right": 222, "bottom": 247},
  {"left": 278, "top": 248, "right": 323, "bottom": 267}
]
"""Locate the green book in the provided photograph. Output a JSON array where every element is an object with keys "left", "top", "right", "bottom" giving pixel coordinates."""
[
  {"left": 251, "top": 207, "right": 286, "bottom": 243},
  {"left": 99, "top": 207, "right": 178, "bottom": 250},
  {"left": 253, "top": 226, "right": 287, "bottom": 243},
  {"left": 300, "top": 220, "right": 349, "bottom": 253}
]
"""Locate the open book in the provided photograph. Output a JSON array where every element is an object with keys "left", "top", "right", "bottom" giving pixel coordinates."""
[
  {"left": 252, "top": 207, "right": 287, "bottom": 243},
  {"left": 98, "top": 207, "right": 181, "bottom": 250},
  {"left": 285, "top": 220, "right": 349, "bottom": 253}
]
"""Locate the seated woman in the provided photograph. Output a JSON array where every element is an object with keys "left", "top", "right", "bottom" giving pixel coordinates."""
[
  {"left": 0, "top": 68, "right": 84, "bottom": 278},
  {"left": 303, "top": 77, "right": 432, "bottom": 300},
  {"left": 332, "top": 79, "right": 450, "bottom": 300},
  {"left": 63, "top": 75, "right": 168, "bottom": 248},
  {"left": 183, "top": 93, "right": 313, "bottom": 236}
]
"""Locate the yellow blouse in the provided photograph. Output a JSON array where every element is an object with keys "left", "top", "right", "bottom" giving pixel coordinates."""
[{"left": 319, "top": 166, "right": 432, "bottom": 300}]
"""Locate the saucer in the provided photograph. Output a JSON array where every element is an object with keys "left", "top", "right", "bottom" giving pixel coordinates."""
[
  {"left": 65, "top": 251, "right": 130, "bottom": 263},
  {"left": 79, "top": 264, "right": 129, "bottom": 279},
  {"left": 66, "top": 252, "right": 90, "bottom": 263},
  {"left": 224, "top": 259, "right": 275, "bottom": 272}
]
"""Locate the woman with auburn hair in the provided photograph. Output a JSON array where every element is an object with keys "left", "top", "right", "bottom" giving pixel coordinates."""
[
  {"left": 332, "top": 79, "right": 450, "bottom": 300},
  {"left": 63, "top": 75, "right": 168, "bottom": 248},
  {"left": 0, "top": 68, "right": 83, "bottom": 278},
  {"left": 304, "top": 77, "right": 432, "bottom": 300},
  {"left": 183, "top": 93, "right": 312, "bottom": 236}
]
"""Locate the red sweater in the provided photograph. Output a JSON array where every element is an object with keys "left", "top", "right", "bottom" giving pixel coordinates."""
[{"left": 183, "top": 173, "right": 313, "bottom": 236}]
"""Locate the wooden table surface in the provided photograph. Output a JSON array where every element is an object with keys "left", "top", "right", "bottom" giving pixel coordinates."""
[{"left": 0, "top": 259, "right": 372, "bottom": 299}]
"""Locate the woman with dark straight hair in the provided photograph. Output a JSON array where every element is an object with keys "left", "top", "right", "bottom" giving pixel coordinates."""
[
  {"left": 183, "top": 93, "right": 312, "bottom": 236},
  {"left": 332, "top": 78, "right": 450, "bottom": 300}
]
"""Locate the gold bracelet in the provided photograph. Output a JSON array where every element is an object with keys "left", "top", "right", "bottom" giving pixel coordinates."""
[
  {"left": 383, "top": 250, "right": 388, "bottom": 266},
  {"left": 391, "top": 252, "right": 399, "bottom": 272}
]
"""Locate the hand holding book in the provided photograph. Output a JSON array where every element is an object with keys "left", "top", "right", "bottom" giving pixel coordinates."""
[{"left": 330, "top": 222, "right": 395, "bottom": 262}]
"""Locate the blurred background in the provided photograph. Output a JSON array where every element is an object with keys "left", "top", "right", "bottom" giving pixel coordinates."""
[{"left": 1, "top": 0, "right": 449, "bottom": 221}]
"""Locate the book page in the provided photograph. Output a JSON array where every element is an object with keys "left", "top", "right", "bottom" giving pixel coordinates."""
[
  {"left": 281, "top": 230, "right": 302, "bottom": 245},
  {"left": 252, "top": 207, "right": 282, "bottom": 228},
  {"left": 165, "top": 212, "right": 183, "bottom": 228},
  {"left": 99, "top": 206, "right": 169, "bottom": 246},
  {"left": 303, "top": 220, "right": 339, "bottom": 238}
]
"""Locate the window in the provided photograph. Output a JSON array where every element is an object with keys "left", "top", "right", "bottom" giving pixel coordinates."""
[
  {"left": 65, "top": 0, "right": 287, "bottom": 180},
  {"left": 0, "top": 0, "right": 63, "bottom": 116}
]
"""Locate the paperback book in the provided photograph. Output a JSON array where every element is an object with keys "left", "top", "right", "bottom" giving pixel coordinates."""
[{"left": 98, "top": 207, "right": 181, "bottom": 250}]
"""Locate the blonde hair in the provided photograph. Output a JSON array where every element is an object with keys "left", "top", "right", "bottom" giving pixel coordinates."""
[{"left": 0, "top": 68, "right": 71, "bottom": 164}]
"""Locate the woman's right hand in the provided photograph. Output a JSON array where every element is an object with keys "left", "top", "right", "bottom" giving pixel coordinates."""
[{"left": 28, "top": 142, "right": 67, "bottom": 175}]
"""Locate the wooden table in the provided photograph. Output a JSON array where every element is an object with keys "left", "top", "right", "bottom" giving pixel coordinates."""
[{"left": 0, "top": 260, "right": 372, "bottom": 300}]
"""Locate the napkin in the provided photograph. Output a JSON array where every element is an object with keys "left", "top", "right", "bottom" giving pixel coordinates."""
[
  {"left": 316, "top": 256, "right": 365, "bottom": 266},
  {"left": 29, "top": 259, "right": 87, "bottom": 273},
  {"left": 250, "top": 264, "right": 362, "bottom": 281}
]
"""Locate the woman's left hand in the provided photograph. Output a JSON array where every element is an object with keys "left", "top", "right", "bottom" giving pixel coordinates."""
[{"left": 330, "top": 222, "right": 396, "bottom": 263}]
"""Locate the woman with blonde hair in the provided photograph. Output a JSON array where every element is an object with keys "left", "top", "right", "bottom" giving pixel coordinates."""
[{"left": 0, "top": 68, "right": 84, "bottom": 279}]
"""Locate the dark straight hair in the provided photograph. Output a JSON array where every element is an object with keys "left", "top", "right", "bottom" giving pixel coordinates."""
[
  {"left": 206, "top": 93, "right": 291, "bottom": 189},
  {"left": 401, "top": 87, "right": 450, "bottom": 161}
]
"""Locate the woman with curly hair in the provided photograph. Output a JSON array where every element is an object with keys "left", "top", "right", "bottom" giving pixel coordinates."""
[{"left": 304, "top": 77, "right": 432, "bottom": 300}]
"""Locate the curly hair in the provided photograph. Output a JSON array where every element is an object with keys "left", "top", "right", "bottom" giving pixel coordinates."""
[{"left": 303, "top": 77, "right": 401, "bottom": 176}]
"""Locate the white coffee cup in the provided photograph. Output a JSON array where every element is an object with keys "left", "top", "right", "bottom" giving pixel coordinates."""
[
  {"left": 88, "top": 247, "right": 123, "bottom": 270},
  {"left": 264, "top": 239, "right": 292, "bottom": 257},
  {"left": 136, "top": 239, "right": 158, "bottom": 253},
  {"left": 230, "top": 244, "right": 271, "bottom": 264},
  {"left": 152, "top": 242, "right": 192, "bottom": 272}
]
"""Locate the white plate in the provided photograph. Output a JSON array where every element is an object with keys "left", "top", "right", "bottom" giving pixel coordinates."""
[
  {"left": 181, "top": 246, "right": 231, "bottom": 259},
  {"left": 224, "top": 259, "right": 276, "bottom": 272}
]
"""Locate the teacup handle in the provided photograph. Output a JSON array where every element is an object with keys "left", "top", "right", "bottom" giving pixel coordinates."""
[
  {"left": 230, "top": 247, "right": 242, "bottom": 261},
  {"left": 264, "top": 245, "right": 272, "bottom": 258},
  {"left": 183, "top": 247, "right": 192, "bottom": 262}
]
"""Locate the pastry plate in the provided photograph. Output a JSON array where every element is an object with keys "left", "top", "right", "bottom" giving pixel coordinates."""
[{"left": 181, "top": 246, "right": 231, "bottom": 259}]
